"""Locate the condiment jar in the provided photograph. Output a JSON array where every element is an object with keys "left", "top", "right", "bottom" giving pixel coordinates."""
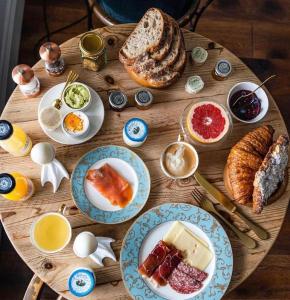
[
  {"left": 185, "top": 75, "right": 204, "bottom": 94},
  {"left": 0, "top": 120, "right": 32, "bottom": 156},
  {"left": 12, "top": 64, "right": 40, "bottom": 97},
  {"left": 134, "top": 89, "right": 153, "bottom": 110},
  {"left": 212, "top": 59, "right": 232, "bottom": 81},
  {"left": 123, "top": 118, "right": 148, "bottom": 147},
  {"left": 109, "top": 91, "right": 128, "bottom": 111},
  {"left": 79, "top": 32, "right": 107, "bottom": 72},
  {"left": 39, "top": 42, "right": 65, "bottom": 76},
  {"left": 0, "top": 172, "right": 34, "bottom": 202},
  {"left": 191, "top": 47, "right": 208, "bottom": 65}
]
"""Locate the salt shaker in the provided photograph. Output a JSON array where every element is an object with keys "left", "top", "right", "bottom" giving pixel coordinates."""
[
  {"left": 12, "top": 64, "right": 40, "bottom": 97},
  {"left": 39, "top": 42, "right": 65, "bottom": 76}
]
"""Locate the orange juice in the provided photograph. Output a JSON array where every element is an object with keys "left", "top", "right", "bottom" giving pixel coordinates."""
[
  {"left": 0, "top": 172, "right": 34, "bottom": 201},
  {"left": 0, "top": 120, "right": 32, "bottom": 156},
  {"left": 31, "top": 213, "right": 71, "bottom": 253}
]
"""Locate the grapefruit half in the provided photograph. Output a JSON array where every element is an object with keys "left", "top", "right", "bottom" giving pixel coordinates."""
[{"left": 186, "top": 101, "right": 230, "bottom": 144}]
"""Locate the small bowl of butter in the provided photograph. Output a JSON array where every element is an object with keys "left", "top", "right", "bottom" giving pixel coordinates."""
[{"left": 62, "top": 82, "right": 91, "bottom": 111}]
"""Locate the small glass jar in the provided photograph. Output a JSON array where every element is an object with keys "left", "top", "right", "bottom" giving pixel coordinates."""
[
  {"left": 191, "top": 47, "right": 208, "bottom": 66},
  {"left": 12, "top": 64, "right": 40, "bottom": 97},
  {"left": 212, "top": 59, "right": 232, "bottom": 81},
  {"left": 109, "top": 91, "right": 128, "bottom": 111},
  {"left": 0, "top": 172, "right": 34, "bottom": 202},
  {"left": 134, "top": 89, "right": 153, "bottom": 110},
  {"left": 39, "top": 42, "right": 65, "bottom": 76},
  {"left": 79, "top": 32, "right": 107, "bottom": 72}
]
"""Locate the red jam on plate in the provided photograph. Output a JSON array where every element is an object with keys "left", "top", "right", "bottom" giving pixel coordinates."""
[{"left": 230, "top": 89, "right": 261, "bottom": 121}]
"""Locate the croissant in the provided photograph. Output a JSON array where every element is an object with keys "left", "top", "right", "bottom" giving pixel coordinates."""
[{"left": 226, "top": 125, "right": 274, "bottom": 205}]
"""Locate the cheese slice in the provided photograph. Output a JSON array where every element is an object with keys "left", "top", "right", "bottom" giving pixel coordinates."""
[{"left": 163, "top": 221, "right": 213, "bottom": 270}]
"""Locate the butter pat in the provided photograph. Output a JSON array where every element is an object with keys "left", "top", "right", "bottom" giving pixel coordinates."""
[{"left": 163, "top": 221, "right": 213, "bottom": 270}]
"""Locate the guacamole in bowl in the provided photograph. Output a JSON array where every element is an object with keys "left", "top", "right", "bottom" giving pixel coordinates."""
[{"left": 63, "top": 83, "right": 91, "bottom": 110}]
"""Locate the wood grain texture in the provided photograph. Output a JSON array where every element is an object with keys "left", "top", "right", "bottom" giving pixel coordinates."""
[{"left": 0, "top": 24, "right": 289, "bottom": 300}]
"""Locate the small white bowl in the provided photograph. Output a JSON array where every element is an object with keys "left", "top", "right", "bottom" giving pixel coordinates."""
[
  {"left": 62, "top": 82, "right": 91, "bottom": 111},
  {"left": 62, "top": 111, "right": 90, "bottom": 138},
  {"left": 227, "top": 81, "right": 269, "bottom": 123}
]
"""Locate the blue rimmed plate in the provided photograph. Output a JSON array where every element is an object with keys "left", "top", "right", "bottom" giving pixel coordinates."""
[
  {"left": 71, "top": 145, "right": 151, "bottom": 224},
  {"left": 121, "top": 203, "right": 233, "bottom": 300}
]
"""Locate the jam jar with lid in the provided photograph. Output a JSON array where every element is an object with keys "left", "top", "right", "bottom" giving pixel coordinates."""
[
  {"left": 39, "top": 42, "right": 65, "bottom": 76},
  {"left": 109, "top": 91, "right": 128, "bottom": 111},
  {"left": 212, "top": 59, "right": 232, "bottom": 81},
  {"left": 134, "top": 89, "right": 153, "bottom": 110},
  {"left": 12, "top": 64, "right": 40, "bottom": 97},
  {"left": 79, "top": 32, "right": 107, "bottom": 72}
]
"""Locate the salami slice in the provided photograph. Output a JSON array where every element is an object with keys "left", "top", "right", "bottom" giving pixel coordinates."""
[
  {"left": 138, "top": 240, "right": 172, "bottom": 277},
  {"left": 169, "top": 268, "right": 202, "bottom": 294},
  {"left": 152, "top": 249, "right": 183, "bottom": 286},
  {"left": 177, "top": 261, "right": 208, "bottom": 282}
]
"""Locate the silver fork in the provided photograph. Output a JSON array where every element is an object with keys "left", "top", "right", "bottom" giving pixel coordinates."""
[{"left": 191, "top": 188, "right": 256, "bottom": 249}]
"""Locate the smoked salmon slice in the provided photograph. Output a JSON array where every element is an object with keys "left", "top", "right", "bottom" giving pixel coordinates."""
[{"left": 86, "top": 163, "right": 133, "bottom": 208}]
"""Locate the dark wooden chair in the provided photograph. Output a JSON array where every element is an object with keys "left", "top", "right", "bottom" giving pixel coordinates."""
[{"left": 87, "top": 0, "right": 214, "bottom": 31}]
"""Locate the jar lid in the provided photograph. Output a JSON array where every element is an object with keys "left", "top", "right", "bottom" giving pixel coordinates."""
[
  {"left": 109, "top": 91, "right": 128, "bottom": 109},
  {"left": 134, "top": 89, "right": 153, "bottom": 107},
  {"left": 124, "top": 118, "right": 148, "bottom": 142},
  {"left": 215, "top": 59, "right": 232, "bottom": 77},
  {"left": 0, "top": 173, "right": 16, "bottom": 194},
  {"left": 68, "top": 268, "right": 96, "bottom": 297},
  {"left": 39, "top": 42, "right": 61, "bottom": 63},
  {"left": 191, "top": 47, "right": 208, "bottom": 64},
  {"left": 185, "top": 75, "right": 204, "bottom": 94},
  {"left": 0, "top": 120, "right": 13, "bottom": 140},
  {"left": 12, "top": 64, "right": 34, "bottom": 85}
]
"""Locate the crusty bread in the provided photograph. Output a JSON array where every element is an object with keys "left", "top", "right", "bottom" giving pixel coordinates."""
[
  {"left": 253, "top": 135, "right": 289, "bottom": 214},
  {"left": 119, "top": 8, "right": 168, "bottom": 65}
]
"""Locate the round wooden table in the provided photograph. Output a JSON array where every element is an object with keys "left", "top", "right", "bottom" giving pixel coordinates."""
[{"left": 0, "top": 25, "right": 289, "bottom": 300}]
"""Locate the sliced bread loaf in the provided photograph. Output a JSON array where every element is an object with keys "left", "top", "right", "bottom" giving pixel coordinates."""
[{"left": 119, "top": 8, "right": 168, "bottom": 65}]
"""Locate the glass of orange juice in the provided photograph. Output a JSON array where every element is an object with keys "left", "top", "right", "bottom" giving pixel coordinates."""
[{"left": 30, "top": 205, "right": 72, "bottom": 253}]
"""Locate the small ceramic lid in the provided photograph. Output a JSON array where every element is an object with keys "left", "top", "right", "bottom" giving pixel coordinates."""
[
  {"left": 124, "top": 118, "right": 148, "bottom": 142},
  {"left": 0, "top": 173, "right": 16, "bottom": 194},
  {"left": 109, "top": 91, "right": 128, "bottom": 110},
  {"left": 12, "top": 64, "right": 34, "bottom": 85},
  {"left": 68, "top": 268, "right": 96, "bottom": 297},
  {"left": 39, "top": 42, "right": 61, "bottom": 63}
]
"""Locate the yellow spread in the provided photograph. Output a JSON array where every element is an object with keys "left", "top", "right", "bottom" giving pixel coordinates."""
[{"left": 163, "top": 221, "right": 213, "bottom": 270}]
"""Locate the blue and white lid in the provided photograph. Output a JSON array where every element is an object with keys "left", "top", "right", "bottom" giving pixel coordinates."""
[
  {"left": 68, "top": 268, "right": 96, "bottom": 297},
  {"left": 124, "top": 118, "right": 148, "bottom": 142}
]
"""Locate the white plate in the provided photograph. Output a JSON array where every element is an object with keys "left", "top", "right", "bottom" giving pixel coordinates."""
[
  {"left": 139, "top": 221, "right": 215, "bottom": 300},
  {"left": 38, "top": 83, "right": 104, "bottom": 145},
  {"left": 84, "top": 157, "right": 138, "bottom": 212}
]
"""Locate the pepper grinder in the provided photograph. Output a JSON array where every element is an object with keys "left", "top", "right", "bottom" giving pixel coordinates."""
[
  {"left": 39, "top": 42, "right": 65, "bottom": 76},
  {"left": 12, "top": 64, "right": 40, "bottom": 97}
]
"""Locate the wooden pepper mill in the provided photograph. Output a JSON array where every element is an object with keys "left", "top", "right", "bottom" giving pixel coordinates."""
[
  {"left": 12, "top": 64, "right": 41, "bottom": 97},
  {"left": 39, "top": 42, "right": 65, "bottom": 76}
]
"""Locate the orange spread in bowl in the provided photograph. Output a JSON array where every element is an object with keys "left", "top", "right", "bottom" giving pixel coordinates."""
[{"left": 64, "top": 113, "right": 84, "bottom": 132}]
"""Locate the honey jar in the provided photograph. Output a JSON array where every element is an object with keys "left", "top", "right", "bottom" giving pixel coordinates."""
[
  {"left": 79, "top": 32, "right": 107, "bottom": 72},
  {"left": 212, "top": 59, "right": 232, "bottom": 81}
]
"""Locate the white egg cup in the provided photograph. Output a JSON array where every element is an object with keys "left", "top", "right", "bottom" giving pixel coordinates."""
[
  {"left": 73, "top": 231, "right": 116, "bottom": 266},
  {"left": 31, "top": 142, "right": 69, "bottom": 193}
]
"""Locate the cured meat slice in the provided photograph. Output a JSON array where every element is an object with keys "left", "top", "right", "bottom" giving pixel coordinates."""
[
  {"left": 138, "top": 241, "right": 172, "bottom": 277},
  {"left": 86, "top": 163, "right": 133, "bottom": 208},
  {"left": 177, "top": 261, "right": 208, "bottom": 282},
  {"left": 152, "top": 249, "right": 183, "bottom": 286},
  {"left": 169, "top": 268, "right": 202, "bottom": 294}
]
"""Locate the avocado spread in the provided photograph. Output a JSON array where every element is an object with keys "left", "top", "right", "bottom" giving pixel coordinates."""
[{"left": 64, "top": 84, "right": 89, "bottom": 109}]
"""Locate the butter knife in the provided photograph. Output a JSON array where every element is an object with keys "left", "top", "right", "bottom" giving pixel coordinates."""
[{"left": 194, "top": 170, "right": 269, "bottom": 240}]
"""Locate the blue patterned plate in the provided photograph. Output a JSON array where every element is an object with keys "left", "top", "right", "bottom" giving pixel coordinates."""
[
  {"left": 71, "top": 145, "right": 150, "bottom": 224},
  {"left": 121, "top": 203, "right": 233, "bottom": 300}
]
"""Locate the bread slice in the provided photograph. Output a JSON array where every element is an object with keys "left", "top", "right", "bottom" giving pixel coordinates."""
[
  {"left": 119, "top": 8, "right": 168, "bottom": 65},
  {"left": 131, "top": 18, "right": 181, "bottom": 75},
  {"left": 253, "top": 135, "right": 289, "bottom": 214}
]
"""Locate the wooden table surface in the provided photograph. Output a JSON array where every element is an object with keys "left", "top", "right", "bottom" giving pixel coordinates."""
[{"left": 0, "top": 24, "right": 289, "bottom": 300}]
